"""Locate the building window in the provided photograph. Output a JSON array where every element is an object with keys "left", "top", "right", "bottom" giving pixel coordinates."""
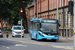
[
  {"left": 52, "top": 0, "right": 53, "bottom": 9},
  {"left": 3, "top": 22, "right": 8, "bottom": 26},
  {"left": 65, "top": 0, "right": 66, "bottom": 6},
  {"left": 60, "top": 0, "right": 61, "bottom": 7},
  {"left": 62, "top": 0, "right": 63, "bottom": 6},
  {"left": 3, "top": 22, "right": 6, "bottom": 26},
  {"left": 50, "top": 0, "right": 51, "bottom": 9},
  {"left": 55, "top": 0, "right": 56, "bottom": 8}
]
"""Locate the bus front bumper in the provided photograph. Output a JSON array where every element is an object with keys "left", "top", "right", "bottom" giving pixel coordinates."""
[{"left": 38, "top": 36, "right": 59, "bottom": 40}]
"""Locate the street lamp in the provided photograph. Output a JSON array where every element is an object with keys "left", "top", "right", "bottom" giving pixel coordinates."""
[{"left": 57, "top": 0, "right": 58, "bottom": 19}]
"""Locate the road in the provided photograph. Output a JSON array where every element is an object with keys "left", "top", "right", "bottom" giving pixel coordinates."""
[
  {"left": 0, "top": 38, "right": 63, "bottom": 50},
  {"left": 0, "top": 31, "right": 74, "bottom": 50}
]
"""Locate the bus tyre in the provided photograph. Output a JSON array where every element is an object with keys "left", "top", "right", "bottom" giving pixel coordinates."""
[
  {"left": 52, "top": 39, "right": 56, "bottom": 42},
  {"left": 30, "top": 34, "right": 33, "bottom": 40},
  {"left": 36, "top": 35, "right": 38, "bottom": 41}
]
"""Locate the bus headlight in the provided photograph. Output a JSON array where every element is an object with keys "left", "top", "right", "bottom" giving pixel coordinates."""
[{"left": 39, "top": 33, "right": 44, "bottom": 37}]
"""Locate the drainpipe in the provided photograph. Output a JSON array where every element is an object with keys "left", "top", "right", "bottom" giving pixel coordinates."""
[
  {"left": 63, "top": 0, "right": 64, "bottom": 36},
  {"left": 48, "top": 0, "right": 49, "bottom": 18},
  {"left": 40, "top": 0, "right": 41, "bottom": 18},
  {"left": 37, "top": 0, "right": 38, "bottom": 18}
]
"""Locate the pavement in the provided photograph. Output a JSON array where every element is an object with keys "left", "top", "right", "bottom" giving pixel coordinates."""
[{"left": 59, "top": 36, "right": 73, "bottom": 43}]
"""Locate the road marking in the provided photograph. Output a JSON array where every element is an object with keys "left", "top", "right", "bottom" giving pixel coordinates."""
[
  {"left": 6, "top": 39, "right": 74, "bottom": 50},
  {"left": 15, "top": 44, "right": 27, "bottom": 47},
  {"left": 0, "top": 45, "right": 5, "bottom": 47},
  {"left": 6, "top": 47, "right": 9, "bottom": 49},
  {"left": 0, "top": 45, "right": 10, "bottom": 49}
]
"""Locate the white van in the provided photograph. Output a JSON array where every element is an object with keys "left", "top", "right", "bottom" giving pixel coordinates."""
[{"left": 11, "top": 26, "right": 25, "bottom": 37}]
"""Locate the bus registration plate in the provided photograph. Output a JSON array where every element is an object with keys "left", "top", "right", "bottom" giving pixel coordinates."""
[{"left": 47, "top": 38, "right": 51, "bottom": 40}]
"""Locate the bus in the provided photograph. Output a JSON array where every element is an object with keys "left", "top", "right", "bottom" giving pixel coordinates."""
[{"left": 29, "top": 18, "right": 60, "bottom": 42}]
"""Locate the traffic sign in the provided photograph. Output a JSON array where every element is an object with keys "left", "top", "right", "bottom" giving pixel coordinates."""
[
  {"left": 18, "top": 21, "right": 21, "bottom": 24},
  {"left": 65, "top": 11, "right": 67, "bottom": 24},
  {"left": 66, "top": 11, "right": 67, "bottom": 14}
]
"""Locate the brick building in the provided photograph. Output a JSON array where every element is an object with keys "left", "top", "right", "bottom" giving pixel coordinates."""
[{"left": 26, "top": 0, "right": 74, "bottom": 37}]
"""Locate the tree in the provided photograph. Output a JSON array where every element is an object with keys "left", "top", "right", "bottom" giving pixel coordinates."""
[{"left": 0, "top": 0, "right": 33, "bottom": 32}]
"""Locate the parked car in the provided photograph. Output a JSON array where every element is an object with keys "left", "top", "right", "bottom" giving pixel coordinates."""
[
  {"left": 0, "top": 28, "right": 3, "bottom": 37},
  {"left": 11, "top": 26, "right": 25, "bottom": 37}
]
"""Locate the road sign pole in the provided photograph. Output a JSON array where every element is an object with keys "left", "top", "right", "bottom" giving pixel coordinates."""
[
  {"left": 21, "top": 18, "right": 22, "bottom": 40},
  {"left": 69, "top": 12, "right": 70, "bottom": 28},
  {"left": 66, "top": 11, "right": 68, "bottom": 40}
]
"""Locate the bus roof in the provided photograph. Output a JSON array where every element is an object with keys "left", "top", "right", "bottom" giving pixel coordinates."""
[{"left": 30, "top": 18, "right": 60, "bottom": 23}]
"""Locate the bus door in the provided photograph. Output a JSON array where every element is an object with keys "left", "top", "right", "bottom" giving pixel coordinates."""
[{"left": 32, "top": 22, "right": 40, "bottom": 39}]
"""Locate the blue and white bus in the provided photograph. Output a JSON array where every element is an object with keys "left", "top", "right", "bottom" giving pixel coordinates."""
[{"left": 29, "top": 18, "right": 60, "bottom": 42}]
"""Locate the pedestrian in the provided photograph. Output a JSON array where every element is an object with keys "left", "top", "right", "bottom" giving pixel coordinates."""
[{"left": 6, "top": 32, "right": 9, "bottom": 38}]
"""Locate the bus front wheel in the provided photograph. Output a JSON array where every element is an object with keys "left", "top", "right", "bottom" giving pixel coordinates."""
[
  {"left": 30, "top": 34, "right": 33, "bottom": 40},
  {"left": 36, "top": 35, "right": 38, "bottom": 41}
]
